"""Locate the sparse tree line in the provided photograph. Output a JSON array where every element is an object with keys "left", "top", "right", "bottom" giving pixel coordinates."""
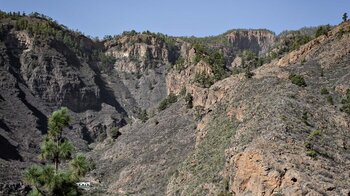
[{"left": 0, "top": 10, "right": 116, "bottom": 73}]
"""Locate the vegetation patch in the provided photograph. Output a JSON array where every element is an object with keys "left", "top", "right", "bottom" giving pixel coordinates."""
[
  {"left": 306, "top": 150, "right": 318, "bottom": 158},
  {"left": 170, "top": 108, "right": 235, "bottom": 194},
  {"left": 138, "top": 109, "right": 149, "bottom": 123},
  {"left": 289, "top": 73, "right": 307, "bottom": 87},
  {"left": 109, "top": 127, "right": 121, "bottom": 140},
  {"left": 193, "top": 72, "right": 214, "bottom": 88},
  {"left": 340, "top": 89, "right": 350, "bottom": 115},
  {"left": 185, "top": 93, "right": 193, "bottom": 109},
  {"left": 315, "top": 25, "right": 332, "bottom": 37},
  {"left": 305, "top": 130, "right": 323, "bottom": 158},
  {"left": 158, "top": 93, "right": 178, "bottom": 111},
  {"left": 192, "top": 44, "right": 228, "bottom": 86},
  {"left": 24, "top": 108, "right": 90, "bottom": 195},
  {"left": 320, "top": 88, "right": 329, "bottom": 95},
  {"left": 327, "top": 95, "right": 334, "bottom": 105}
]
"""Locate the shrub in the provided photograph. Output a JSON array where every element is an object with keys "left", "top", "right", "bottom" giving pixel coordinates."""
[
  {"left": 289, "top": 74, "right": 307, "bottom": 87},
  {"left": 138, "top": 109, "right": 149, "bottom": 123},
  {"left": 244, "top": 69, "right": 254, "bottom": 79},
  {"left": 98, "top": 52, "right": 116, "bottom": 72},
  {"left": 185, "top": 93, "right": 193, "bottom": 109},
  {"left": 158, "top": 99, "right": 169, "bottom": 111},
  {"left": 98, "top": 131, "right": 107, "bottom": 142},
  {"left": 194, "top": 105, "right": 205, "bottom": 120},
  {"left": 327, "top": 95, "right": 334, "bottom": 105},
  {"left": 109, "top": 127, "right": 121, "bottom": 139},
  {"left": 174, "top": 57, "right": 186, "bottom": 71},
  {"left": 194, "top": 72, "right": 214, "bottom": 88},
  {"left": 340, "top": 89, "right": 350, "bottom": 115},
  {"left": 307, "top": 130, "right": 321, "bottom": 140},
  {"left": 302, "top": 111, "right": 310, "bottom": 126},
  {"left": 158, "top": 93, "right": 178, "bottom": 111},
  {"left": 315, "top": 25, "right": 331, "bottom": 37},
  {"left": 320, "top": 68, "right": 324, "bottom": 77},
  {"left": 167, "top": 92, "right": 177, "bottom": 103},
  {"left": 179, "top": 86, "right": 187, "bottom": 97},
  {"left": 301, "top": 59, "right": 306, "bottom": 65},
  {"left": 320, "top": 88, "right": 329, "bottom": 95},
  {"left": 306, "top": 150, "right": 317, "bottom": 158},
  {"left": 148, "top": 82, "right": 154, "bottom": 90}
]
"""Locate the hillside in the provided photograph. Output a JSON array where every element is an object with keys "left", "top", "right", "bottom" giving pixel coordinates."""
[{"left": 0, "top": 11, "right": 350, "bottom": 195}]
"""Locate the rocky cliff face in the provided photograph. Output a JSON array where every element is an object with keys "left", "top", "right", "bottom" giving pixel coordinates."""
[
  {"left": 0, "top": 15, "right": 126, "bottom": 194},
  {"left": 103, "top": 33, "right": 181, "bottom": 110},
  {"left": 166, "top": 22, "right": 350, "bottom": 195},
  {"left": 226, "top": 29, "right": 276, "bottom": 55}
]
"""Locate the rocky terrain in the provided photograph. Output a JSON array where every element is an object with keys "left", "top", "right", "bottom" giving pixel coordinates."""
[{"left": 0, "top": 11, "right": 350, "bottom": 196}]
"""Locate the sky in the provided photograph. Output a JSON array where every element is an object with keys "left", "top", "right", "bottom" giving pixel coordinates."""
[{"left": 1, "top": 0, "right": 349, "bottom": 38}]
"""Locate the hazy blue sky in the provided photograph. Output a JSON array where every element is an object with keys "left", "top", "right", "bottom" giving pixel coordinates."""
[{"left": 1, "top": 0, "right": 349, "bottom": 37}]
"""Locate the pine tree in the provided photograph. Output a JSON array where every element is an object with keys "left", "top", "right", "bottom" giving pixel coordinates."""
[
  {"left": 343, "top": 13, "right": 348, "bottom": 22},
  {"left": 24, "top": 107, "right": 90, "bottom": 196}
]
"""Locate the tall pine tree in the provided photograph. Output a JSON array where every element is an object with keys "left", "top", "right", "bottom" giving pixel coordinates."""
[{"left": 25, "top": 107, "right": 90, "bottom": 196}]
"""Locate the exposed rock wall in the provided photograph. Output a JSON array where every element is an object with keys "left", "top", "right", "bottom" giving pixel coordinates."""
[{"left": 226, "top": 30, "right": 276, "bottom": 55}]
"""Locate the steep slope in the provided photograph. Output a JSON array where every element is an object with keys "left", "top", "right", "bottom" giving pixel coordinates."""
[
  {"left": 88, "top": 100, "right": 197, "bottom": 195},
  {"left": 103, "top": 32, "right": 180, "bottom": 111},
  {"left": 0, "top": 13, "right": 127, "bottom": 194},
  {"left": 86, "top": 29, "right": 279, "bottom": 195},
  {"left": 167, "top": 21, "right": 350, "bottom": 195}
]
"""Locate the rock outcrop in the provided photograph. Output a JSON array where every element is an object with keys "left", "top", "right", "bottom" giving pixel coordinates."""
[
  {"left": 226, "top": 29, "right": 276, "bottom": 55},
  {"left": 167, "top": 22, "right": 350, "bottom": 195}
]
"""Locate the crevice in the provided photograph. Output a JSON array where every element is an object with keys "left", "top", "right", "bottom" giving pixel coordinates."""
[
  {"left": 94, "top": 73, "right": 127, "bottom": 115},
  {"left": 0, "top": 119, "right": 11, "bottom": 132},
  {"left": 0, "top": 134, "right": 22, "bottom": 161},
  {"left": 16, "top": 84, "right": 47, "bottom": 134}
]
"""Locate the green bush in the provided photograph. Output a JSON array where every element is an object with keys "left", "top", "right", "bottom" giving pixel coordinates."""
[
  {"left": 192, "top": 44, "right": 227, "bottom": 82},
  {"left": 320, "top": 88, "right": 329, "bottom": 95},
  {"left": 174, "top": 57, "right": 186, "bottom": 71},
  {"left": 302, "top": 111, "right": 310, "bottom": 126},
  {"left": 306, "top": 150, "right": 317, "bottom": 158},
  {"left": 109, "top": 127, "right": 121, "bottom": 139},
  {"left": 158, "top": 99, "right": 169, "bottom": 111},
  {"left": 327, "top": 95, "right": 334, "bottom": 105},
  {"left": 340, "top": 89, "right": 350, "bottom": 115},
  {"left": 167, "top": 93, "right": 177, "bottom": 103},
  {"left": 185, "top": 93, "right": 193, "bottom": 109},
  {"left": 158, "top": 93, "right": 178, "bottom": 111},
  {"left": 289, "top": 74, "right": 307, "bottom": 87},
  {"left": 320, "top": 68, "right": 324, "bottom": 77},
  {"left": 194, "top": 72, "right": 214, "bottom": 88},
  {"left": 179, "top": 86, "right": 187, "bottom": 97},
  {"left": 138, "top": 109, "right": 149, "bottom": 123},
  {"left": 290, "top": 35, "right": 312, "bottom": 51},
  {"left": 99, "top": 52, "right": 116, "bottom": 72},
  {"left": 98, "top": 131, "right": 107, "bottom": 142},
  {"left": 194, "top": 105, "right": 205, "bottom": 120},
  {"left": 244, "top": 69, "right": 254, "bottom": 79},
  {"left": 315, "top": 25, "right": 331, "bottom": 37},
  {"left": 307, "top": 130, "right": 321, "bottom": 140}
]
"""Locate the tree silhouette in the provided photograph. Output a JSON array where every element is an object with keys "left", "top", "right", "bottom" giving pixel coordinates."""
[
  {"left": 25, "top": 107, "right": 90, "bottom": 196},
  {"left": 343, "top": 13, "right": 348, "bottom": 22}
]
